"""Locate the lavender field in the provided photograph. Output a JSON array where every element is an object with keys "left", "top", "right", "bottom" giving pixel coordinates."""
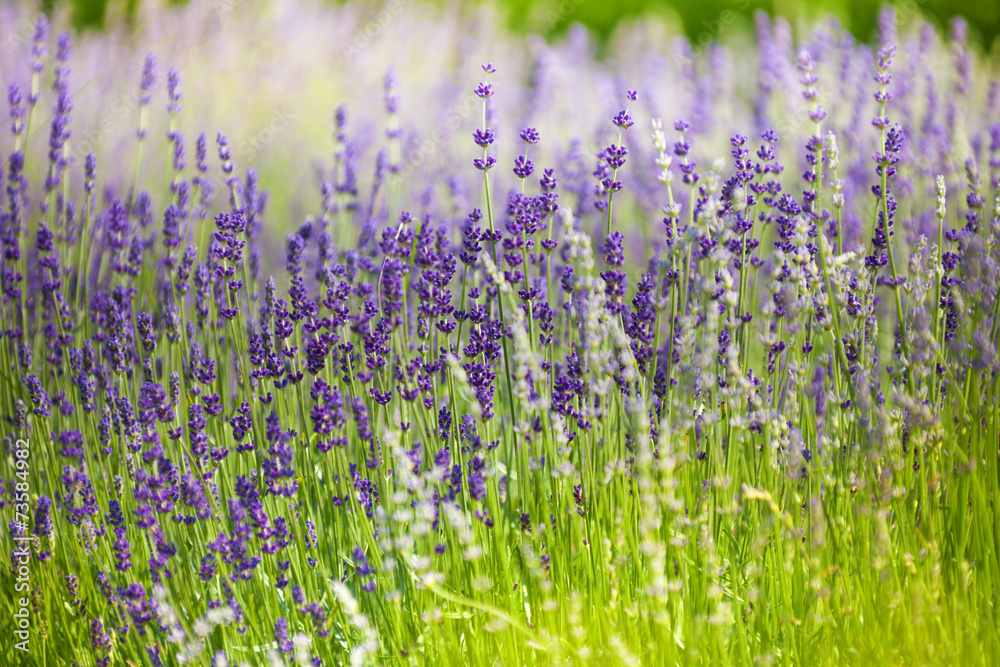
[{"left": 0, "top": 1, "right": 999, "bottom": 665}]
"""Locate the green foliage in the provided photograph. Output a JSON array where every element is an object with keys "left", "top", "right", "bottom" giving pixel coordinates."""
[{"left": 53, "top": 0, "right": 1000, "bottom": 47}]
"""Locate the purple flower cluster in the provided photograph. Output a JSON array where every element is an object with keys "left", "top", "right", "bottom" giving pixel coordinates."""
[{"left": 1, "top": 9, "right": 999, "bottom": 667}]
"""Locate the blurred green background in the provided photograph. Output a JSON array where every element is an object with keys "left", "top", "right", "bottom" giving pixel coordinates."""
[{"left": 43, "top": 0, "right": 1000, "bottom": 46}]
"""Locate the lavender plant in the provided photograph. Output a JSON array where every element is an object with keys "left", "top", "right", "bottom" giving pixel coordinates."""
[{"left": 1, "top": 5, "right": 999, "bottom": 666}]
